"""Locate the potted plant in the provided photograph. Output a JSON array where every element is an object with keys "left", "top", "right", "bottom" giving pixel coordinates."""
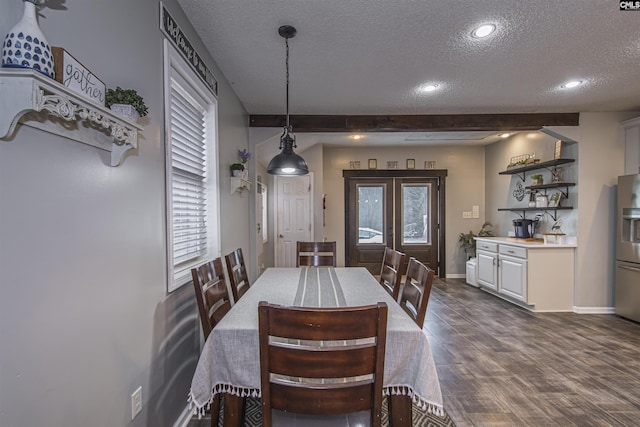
[
  {"left": 230, "top": 162, "right": 244, "bottom": 177},
  {"left": 459, "top": 222, "right": 493, "bottom": 259},
  {"left": 531, "top": 174, "right": 543, "bottom": 186},
  {"left": 105, "top": 86, "right": 148, "bottom": 122}
]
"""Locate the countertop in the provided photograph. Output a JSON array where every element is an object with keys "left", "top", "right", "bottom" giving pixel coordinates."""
[{"left": 475, "top": 236, "right": 577, "bottom": 248}]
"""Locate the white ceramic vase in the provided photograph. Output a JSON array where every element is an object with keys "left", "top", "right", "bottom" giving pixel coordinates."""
[{"left": 1, "top": 0, "right": 54, "bottom": 78}]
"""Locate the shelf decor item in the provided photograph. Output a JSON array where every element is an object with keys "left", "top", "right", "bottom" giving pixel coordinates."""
[
  {"left": 105, "top": 86, "right": 148, "bottom": 122},
  {"left": 531, "top": 174, "right": 543, "bottom": 186},
  {"left": 2, "top": 0, "right": 54, "bottom": 79},
  {"left": 51, "top": 47, "right": 105, "bottom": 105},
  {"left": 230, "top": 163, "right": 244, "bottom": 177}
]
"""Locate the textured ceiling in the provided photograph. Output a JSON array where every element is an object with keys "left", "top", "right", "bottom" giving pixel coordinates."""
[{"left": 176, "top": 0, "right": 640, "bottom": 155}]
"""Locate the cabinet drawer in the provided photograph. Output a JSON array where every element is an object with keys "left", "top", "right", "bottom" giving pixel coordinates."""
[
  {"left": 499, "top": 245, "right": 527, "bottom": 259},
  {"left": 477, "top": 241, "right": 498, "bottom": 252}
]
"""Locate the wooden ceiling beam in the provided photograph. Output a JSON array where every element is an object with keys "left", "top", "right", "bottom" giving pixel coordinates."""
[{"left": 249, "top": 113, "right": 579, "bottom": 132}]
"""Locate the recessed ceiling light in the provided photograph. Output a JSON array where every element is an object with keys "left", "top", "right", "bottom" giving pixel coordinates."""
[
  {"left": 350, "top": 135, "right": 364, "bottom": 140},
  {"left": 500, "top": 133, "right": 510, "bottom": 138},
  {"left": 561, "top": 80, "right": 583, "bottom": 89},
  {"left": 421, "top": 84, "right": 438, "bottom": 92},
  {"left": 472, "top": 24, "right": 496, "bottom": 38}
]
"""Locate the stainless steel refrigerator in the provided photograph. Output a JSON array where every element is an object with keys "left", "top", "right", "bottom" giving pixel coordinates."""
[{"left": 615, "top": 174, "right": 640, "bottom": 321}]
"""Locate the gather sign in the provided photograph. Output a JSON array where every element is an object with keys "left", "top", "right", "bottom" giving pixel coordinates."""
[{"left": 52, "top": 47, "right": 106, "bottom": 105}]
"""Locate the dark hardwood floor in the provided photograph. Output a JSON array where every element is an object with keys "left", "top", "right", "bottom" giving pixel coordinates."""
[{"left": 427, "top": 278, "right": 640, "bottom": 427}]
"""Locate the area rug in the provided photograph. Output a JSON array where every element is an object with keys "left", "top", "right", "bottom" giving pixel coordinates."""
[{"left": 208, "top": 397, "right": 456, "bottom": 427}]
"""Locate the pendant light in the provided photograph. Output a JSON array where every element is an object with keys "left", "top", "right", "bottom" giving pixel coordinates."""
[{"left": 267, "top": 25, "right": 309, "bottom": 176}]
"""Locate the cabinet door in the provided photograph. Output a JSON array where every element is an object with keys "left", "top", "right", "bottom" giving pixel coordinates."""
[
  {"left": 499, "top": 255, "right": 527, "bottom": 301},
  {"left": 477, "top": 251, "right": 498, "bottom": 291}
]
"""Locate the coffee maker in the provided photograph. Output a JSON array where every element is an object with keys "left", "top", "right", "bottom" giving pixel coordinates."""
[{"left": 513, "top": 219, "right": 534, "bottom": 238}]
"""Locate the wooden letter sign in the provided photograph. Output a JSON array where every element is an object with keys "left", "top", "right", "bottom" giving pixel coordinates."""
[{"left": 52, "top": 47, "right": 106, "bottom": 105}]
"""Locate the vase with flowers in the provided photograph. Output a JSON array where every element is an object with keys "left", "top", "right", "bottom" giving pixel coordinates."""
[{"left": 231, "top": 148, "right": 251, "bottom": 177}]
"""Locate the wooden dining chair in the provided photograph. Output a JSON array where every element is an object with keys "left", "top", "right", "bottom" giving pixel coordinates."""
[
  {"left": 398, "top": 257, "right": 435, "bottom": 328},
  {"left": 258, "top": 301, "right": 388, "bottom": 427},
  {"left": 379, "top": 247, "right": 406, "bottom": 301},
  {"left": 225, "top": 248, "right": 250, "bottom": 302},
  {"left": 296, "top": 241, "right": 337, "bottom": 267},
  {"left": 191, "top": 257, "right": 235, "bottom": 426},
  {"left": 191, "top": 257, "right": 233, "bottom": 340}
]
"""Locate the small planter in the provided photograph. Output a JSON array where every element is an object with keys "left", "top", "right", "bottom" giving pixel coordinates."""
[
  {"left": 109, "top": 103, "right": 139, "bottom": 122},
  {"left": 531, "top": 175, "right": 543, "bottom": 186},
  {"left": 230, "top": 163, "right": 244, "bottom": 177}
]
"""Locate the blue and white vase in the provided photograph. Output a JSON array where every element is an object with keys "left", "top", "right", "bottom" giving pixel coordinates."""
[{"left": 1, "top": 0, "right": 54, "bottom": 78}]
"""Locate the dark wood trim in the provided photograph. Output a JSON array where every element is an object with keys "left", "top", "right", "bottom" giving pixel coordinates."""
[
  {"left": 343, "top": 170, "right": 448, "bottom": 179},
  {"left": 250, "top": 113, "right": 579, "bottom": 132}
]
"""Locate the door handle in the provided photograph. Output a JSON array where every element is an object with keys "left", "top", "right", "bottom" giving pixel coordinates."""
[{"left": 279, "top": 234, "right": 284, "bottom": 238}]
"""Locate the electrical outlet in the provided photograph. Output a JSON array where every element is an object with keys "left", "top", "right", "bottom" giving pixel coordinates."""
[
  {"left": 131, "top": 386, "right": 142, "bottom": 420},
  {"left": 462, "top": 211, "right": 472, "bottom": 219}
]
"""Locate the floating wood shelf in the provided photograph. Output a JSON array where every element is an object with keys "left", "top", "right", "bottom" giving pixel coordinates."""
[
  {"left": 498, "top": 206, "right": 573, "bottom": 221},
  {"left": 0, "top": 69, "right": 143, "bottom": 166},
  {"left": 499, "top": 158, "right": 575, "bottom": 181}
]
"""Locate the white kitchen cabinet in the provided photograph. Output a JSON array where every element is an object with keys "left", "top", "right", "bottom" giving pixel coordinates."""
[
  {"left": 476, "top": 241, "right": 498, "bottom": 291},
  {"left": 475, "top": 238, "right": 574, "bottom": 312},
  {"left": 498, "top": 253, "right": 527, "bottom": 301}
]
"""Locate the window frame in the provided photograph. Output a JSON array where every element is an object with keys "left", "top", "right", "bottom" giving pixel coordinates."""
[{"left": 163, "top": 40, "right": 220, "bottom": 292}]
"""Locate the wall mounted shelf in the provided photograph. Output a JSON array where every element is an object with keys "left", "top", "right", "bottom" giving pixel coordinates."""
[
  {"left": 498, "top": 206, "right": 573, "bottom": 221},
  {"left": 525, "top": 182, "right": 576, "bottom": 198},
  {"left": 0, "top": 69, "right": 143, "bottom": 166},
  {"left": 230, "top": 177, "right": 251, "bottom": 194},
  {"left": 498, "top": 158, "right": 575, "bottom": 181}
]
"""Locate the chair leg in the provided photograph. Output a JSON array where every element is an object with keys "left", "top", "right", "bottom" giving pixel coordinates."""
[{"left": 210, "top": 394, "right": 220, "bottom": 427}]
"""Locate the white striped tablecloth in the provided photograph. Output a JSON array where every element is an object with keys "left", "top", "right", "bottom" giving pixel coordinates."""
[{"left": 189, "top": 267, "right": 443, "bottom": 416}]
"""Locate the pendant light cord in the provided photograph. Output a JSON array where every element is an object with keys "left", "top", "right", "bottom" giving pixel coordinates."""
[{"left": 285, "top": 35, "right": 291, "bottom": 134}]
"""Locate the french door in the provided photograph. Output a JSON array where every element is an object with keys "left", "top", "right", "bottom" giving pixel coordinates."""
[{"left": 344, "top": 170, "right": 447, "bottom": 277}]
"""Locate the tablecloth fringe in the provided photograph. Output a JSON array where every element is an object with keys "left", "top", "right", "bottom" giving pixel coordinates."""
[
  {"left": 384, "top": 385, "right": 444, "bottom": 417},
  {"left": 190, "top": 384, "right": 443, "bottom": 419}
]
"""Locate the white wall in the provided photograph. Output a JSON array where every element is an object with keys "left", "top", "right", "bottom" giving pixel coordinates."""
[
  {"left": 0, "top": 1, "right": 250, "bottom": 426},
  {"left": 322, "top": 144, "right": 486, "bottom": 276}
]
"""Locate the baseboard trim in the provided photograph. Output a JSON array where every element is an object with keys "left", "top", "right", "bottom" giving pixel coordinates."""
[
  {"left": 446, "top": 273, "right": 466, "bottom": 279},
  {"left": 173, "top": 405, "right": 192, "bottom": 427},
  {"left": 573, "top": 306, "right": 616, "bottom": 314}
]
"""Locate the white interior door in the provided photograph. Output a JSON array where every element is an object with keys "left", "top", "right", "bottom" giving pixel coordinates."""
[{"left": 275, "top": 175, "right": 312, "bottom": 267}]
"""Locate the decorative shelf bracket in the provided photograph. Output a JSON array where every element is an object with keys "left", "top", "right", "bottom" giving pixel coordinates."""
[
  {"left": 230, "top": 177, "right": 252, "bottom": 194},
  {"left": 0, "top": 69, "right": 143, "bottom": 166}
]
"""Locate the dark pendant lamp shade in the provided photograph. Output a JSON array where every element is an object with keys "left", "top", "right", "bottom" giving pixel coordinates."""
[
  {"left": 267, "top": 134, "right": 309, "bottom": 175},
  {"left": 267, "top": 25, "right": 309, "bottom": 176}
]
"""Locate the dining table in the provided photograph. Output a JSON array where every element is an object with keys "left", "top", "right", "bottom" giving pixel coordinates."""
[{"left": 189, "top": 266, "right": 443, "bottom": 426}]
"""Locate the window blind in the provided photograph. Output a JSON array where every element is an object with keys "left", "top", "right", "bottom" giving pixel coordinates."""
[{"left": 170, "top": 82, "right": 207, "bottom": 267}]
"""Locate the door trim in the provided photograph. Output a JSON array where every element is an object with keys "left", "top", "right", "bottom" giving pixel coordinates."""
[{"left": 343, "top": 170, "right": 447, "bottom": 277}]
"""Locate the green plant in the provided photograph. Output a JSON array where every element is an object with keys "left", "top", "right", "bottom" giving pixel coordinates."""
[
  {"left": 459, "top": 222, "right": 493, "bottom": 255},
  {"left": 105, "top": 86, "right": 148, "bottom": 117},
  {"left": 531, "top": 174, "right": 543, "bottom": 180},
  {"left": 230, "top": 163, "right": 245, "bottom": 171}
]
